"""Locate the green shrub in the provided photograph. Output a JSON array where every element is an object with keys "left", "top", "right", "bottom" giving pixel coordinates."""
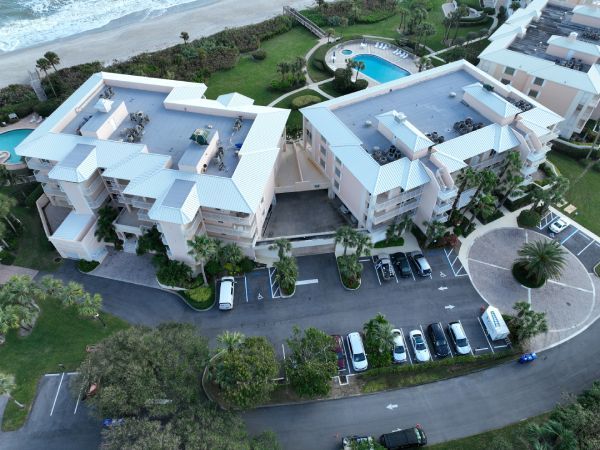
[
  {"left": 205, "top": 259, "right": 222, "bottom": 278},
  {"left": 136, "top": 226, "right": 166, "bottom": 256},
  {"left": 77, "top": 260, "right": 99, "bottom": 272},
  {"left": 252, "top": 49, "right": 267, "bottom": 60},
  {"left": 517, "top": 209, "right": 541, "bottom": 228},
  {"left": 291, "top": 95, "right": 322, "bottom": 109},
  {"left": 552, "top": 141, "right": 600, "bottom": 160},
  {"left": 483, "top": 7, "right": 495, "bottom": 14},
  {"left": 0, "top": 84, "right": 37, "bottom": 107},
  {"left": 374, "top": 237, "right": 404, "bottom": 248},
  {"left": 24, "top": 184, "right": 44, "bottom": 207},
  {"left": 33, "top": 98, "right": 63, "bottom": 117},
  {"left": 156, "top": 259, "right": 193, "bottom": 288},
  {"left": 183, "top": 285, "right": 215, "bottom": 309},
  {"left": 505, "top": 191, "right": 533, "bottom": 212},
  {"left": 239, "top": 257, "right": 255, "bottom": 274},
  {"left": 0, "top": 250, "right": 16, "bottom": 265}
]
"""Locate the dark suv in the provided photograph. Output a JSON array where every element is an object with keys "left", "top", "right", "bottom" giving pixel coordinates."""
[
  {"left": 427, "top": 323, "right": 450, "bottom": 358},
  {"left": 390, "top": 252, "right": 412, "bottom": 278},
  {"left": 379, "top": 426, "right": 427, "bottom": 449}
]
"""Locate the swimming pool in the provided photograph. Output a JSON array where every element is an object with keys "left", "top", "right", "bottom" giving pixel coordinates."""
[
  {"left": 341, "top": 49, "right": 353, "bottom": 55},
  {"left": 352, "top": 54, "right": 410, "bottom": 83},
  {"left": 0, "top": 129, "right": 33, "bottom": 164}
]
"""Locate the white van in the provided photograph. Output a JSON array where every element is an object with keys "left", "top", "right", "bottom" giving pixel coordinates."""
[
  {"left": 347, "top": 332, "right": 368, "bottom": 372},
  {"left": 481, "top": 306, "right": 509, "bottom": 341},
  {"left": 219, "top": 277, "right": 235, "bottom": 311}
]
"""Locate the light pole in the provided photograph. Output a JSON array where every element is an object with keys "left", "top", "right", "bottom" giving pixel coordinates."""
[{"left": 94, "top": 313, "right": 106, "bottom": 328}]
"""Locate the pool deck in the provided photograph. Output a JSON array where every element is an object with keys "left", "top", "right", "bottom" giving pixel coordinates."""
[
  {"left": 325, "top": 39, "right": 418, "bottom": 86},
  {"left": 0, "top": 115, "right": 39, "bottom": 170}
]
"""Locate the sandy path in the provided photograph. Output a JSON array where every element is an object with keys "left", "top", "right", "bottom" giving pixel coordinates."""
[{"left": 0, "top": 0, "right": 316, "bottom": 87}]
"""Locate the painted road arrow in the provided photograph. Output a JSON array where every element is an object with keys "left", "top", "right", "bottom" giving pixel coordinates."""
[
  {"left": 438, "top": 286, "right": 448, "bottom": 291},
  {"left": 386, "top": 404, "right": 398, "bottom": 410},
  {"left": 445, "top": 305, "right": 455, "bottom": 310}
]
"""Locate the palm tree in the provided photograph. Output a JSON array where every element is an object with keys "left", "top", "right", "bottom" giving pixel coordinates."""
[
  {"left": 397, "top": 215, "right": 413, "bottom": 236},
  {"left": 415, "top": 22, "right": 435, "bottom": 48},
  {"left": 545, "top": 176, "right": 570, "bottom": 214},
  {"left": 417, "top": 56, "right": 432, "bottom": 72},
  {"left": 422, "top": 220, "right": 446, "bottom": 247},
  {"left": 354, "top": 60, "right": 365, "bottom": 82},
  {"left": 95, "top": 205, "right": 122, "bottom": 249},
  {"left": 269, "top": 238, "right": 292, "bottom": 261},
  {"left": 498, "top": 150, "right": 521, "bottom": 182},
  {"left": 35, "top": 58, "right": 57, "bottom": 97},
  {"left": 274, "top": 256, "right": 298, "bottom": 295},
  {"left": 335, "top": 226, "right": 359, "bottom": 256},
  {"left": 43, "top": 51, "right": 60, "bottom": 72},
  {"left": 326, "top": 28, "right": 335, "bottom": 43},
  {"left": 180, "top": 31, "right": 189, "bottom": 44},
  {"left": 0, "top": 372, "right": 24, "bottom": 408},
  {"left": 61, "top": 281, "right": 86, "bottom": 307},
  {"left": 468, "top": 169, "right": 498, "bottom": 208},
  {"left": 337, "top": 254, "right": 362, "bottom": 285},
  {"left": 450, "top": 167, "right": 477, "bottom": 217},
  {"left": 527, "top": 420, "right": 577, "bottom": 450},
  {"left": 363, "top": 313, "right": 394, "bottom": 354},
  {"left": 452, "top": 6, "right": 470, "bottom": 43},
  {"left": 219, "top": 242, "right": 244, "bottom": 267},
  {"left": 0, "top": 275, "right": 45, "bottom": 313},
  {"left": 510, "top": 1, "right": 521, "bottom": 12},
  {"left": 217, "top": 330, "right": 245, "bottom": 353},
  {"left": 516, "top": 240, "right": 567, "bottom": 284},
  {"left": 510, "top": 302, "right": 548, "bottom": 344},
  {"left": 39, "top": 275, "right": 64, "bottom": 298},
  {"left": 78, "top": 293, "right": 102, "bottom": 318},
  {"left": 277, "top": 61, "right": 290, "bottom": 82},
  {"left": 354, "top": 233, "right": 372, "bottom": 258},
  {"left": 498, "top": 173, "right": 524, "bottom": 208},
  {"left": 0, "top": 305, "right": 21, "bottom": 344},
  {"left": 0, "top": 193, "right": 17, "bottom": 233},
  {"left": 468, "top": 193, "right": 496, "bottom": 228},
  {"left": 187, "top": 235, "right": 218, "bottom": 284}
]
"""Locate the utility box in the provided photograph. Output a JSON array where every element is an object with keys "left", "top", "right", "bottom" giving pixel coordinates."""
[{"left": 481, "top": 306, "right": 509, "bottom": 341}]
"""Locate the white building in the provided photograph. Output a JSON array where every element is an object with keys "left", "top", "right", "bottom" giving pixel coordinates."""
[
  {"left": 16, "top": 72, "right": 288, "bottom": 264},
  {"left": 478, "top": 0, "right": 600, "bottom": 138},
  {"left": 300, "top": 60, "right": 563, "bottom": 238}
]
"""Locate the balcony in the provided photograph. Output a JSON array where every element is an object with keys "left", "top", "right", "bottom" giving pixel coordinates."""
[
  {"left": 471, "top": 154, "right": 505, "bottom": 171},
  {"left": 433, "top": 212, "right": 449, "bottom": 223},
  {"left": 372, "top": 200, "right": 419, "bottom": 225},
  {"left": 433, "top": 201, "right": 452, "bottom": 215},
  {"left": 202, "top": 211, "right": 253, "bottom": 226},
  {"left": 87, "top": 191, "right": 108, "bottom": 209},
  {"left": 137, "top": 210, "right": 152, "bottom": 222},
  {"left": 114, "top": 209, "right": 143, "bottom": 235},
  {"left": 34, "top": 171, "right": 50, "bottom": 183},
  {"left": 205, "top": 222, "right": 257, "bottom": 238},
  {"left": 132, "top": 198, "right": 154, "bottom": 209},
  {"left": 527, "top": 151, "right": 546, "bottom": 163},
  {"left": 437, "top": 186, "right": 458, "bottom": 201},
  {"left": 82, "top": 176, "right": 105, "bottom": 197},
  {"left": 27, "top": 159, "right": 53, "bottom": 170},
  {"left": 43, "top": 184, "right": 65, "bottom": 197},
  {"left": 375, "top": 189, "right": 422, "bottom": 211},
  {"left": 521, "top": 165, "right": 537, "bottom": 176}
]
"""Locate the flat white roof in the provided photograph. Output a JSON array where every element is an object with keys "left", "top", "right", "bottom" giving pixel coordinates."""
[{"left": 51, "top": 211, "right": 94, "bottom": 241}]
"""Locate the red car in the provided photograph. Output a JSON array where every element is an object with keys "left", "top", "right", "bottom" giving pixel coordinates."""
[{"left": 331, "top": 334, "right": 346, "bottom": 370}]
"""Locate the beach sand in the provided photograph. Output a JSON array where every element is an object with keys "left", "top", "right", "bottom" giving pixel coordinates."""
[{"left": 0, "top": 0, "right": 316, "bottom": 87}]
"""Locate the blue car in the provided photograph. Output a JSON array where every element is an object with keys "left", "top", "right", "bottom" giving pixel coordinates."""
[{"left": 102, "top": 418, "right": 124, "bottom": 428}]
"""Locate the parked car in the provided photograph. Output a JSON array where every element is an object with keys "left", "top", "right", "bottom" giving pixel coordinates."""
[
  {"left": 331, "top": 334, "right": 346, "bottom": 370},
  {"left": 448, "top": 321, "right": 471, "bottom": 355},
  {"left": 390, "top": 252, "right": 412, "bottom": 278},
  {"left": 408, "top": 252, "right": 431, "bottom": 277},
  {"left": 343, "top": 435, "right": 375, "bottom": 450},
  {"left": 549, "top": 217, "right": 569, "bottom": 234},
  {"left": 409, "top": 330, "right": 430, "bottom": 362},
  {"left": 379, "top": 425, "right": 427, "bottom": 449},
  {"left": 347, "top": 332, "right": 368, "bottom": 372},
  {"left": 391, "top": 329, "right": 407, "bottom": 363},
  {"left": 427, "top": 323, "right": 451, "bottom": 358},
  {"left": 218, "top": 276, "right": 235, "bottom": 311},
  {"left": 374, "top": 254, "right": 396, "bottom": 281}
]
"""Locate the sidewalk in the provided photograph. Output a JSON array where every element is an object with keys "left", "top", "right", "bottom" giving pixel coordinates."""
[{"left": 0, "top": 264, "right": 38, "bottom": 283}]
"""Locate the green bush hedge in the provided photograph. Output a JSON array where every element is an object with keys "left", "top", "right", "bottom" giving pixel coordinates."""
[
  {"left": 0, "top": 250, "right": 16, "bottom": 265},
  {"left": 156, "top": 259, "right": 195, "bottom": 289},
  {"left": 183, "top": 285, "right": 215, "bottom": 309},
  {"left": 77, "top": 260, "right": 99, "bottom": 273},
  {"left": 552, "top": 141, "right": 600, "bottom": 160},
  {"left": 517, "top": 209, "right": 541, "bottom": 228},
  {"left": 33, "top": 99, "right": 63, "bottom": 117},
  {"left": 505, "top": 192, "right": 533, "bottom": 212},
  {"left": 251, "top": 49, "right": 267, "bottom": 60},
  {"left": 291, "top": 95, "right": 322, "bottom": 109},
  {"left": 24, "top": 184, "right": 44, "bottom": 207}
]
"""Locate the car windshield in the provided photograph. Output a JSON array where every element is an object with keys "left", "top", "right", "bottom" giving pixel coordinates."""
[
  {"left": 395, "top": 345, "right": 405, "bottom": 353},
  {"left": 354, "top": 353, "right": 366, "bottom": 362},
  {"left": 414, "top": 337, "right": 426, "bottom": 350},
  {"left": 456, "top": 338, "right": 468, "bottom": 347}
]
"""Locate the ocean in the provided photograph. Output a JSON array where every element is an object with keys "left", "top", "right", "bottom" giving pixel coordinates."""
[{"left": 0, "top": 0, "right": 210, "bottom": 53}]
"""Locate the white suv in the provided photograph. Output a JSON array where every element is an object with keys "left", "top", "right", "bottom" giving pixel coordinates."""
[
  {"left": 448, "top": 321, "right": 471, "bottom": 355},
  {"left": 347, "top": 332, "right": 368, "bottom": 372},
  {"left": 218, "top": 277, "right": 235, "bottom": 310}
]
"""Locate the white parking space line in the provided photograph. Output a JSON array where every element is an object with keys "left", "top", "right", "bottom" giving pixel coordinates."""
[
  {"left": 401, "top": 328, "right": 413, "bottom": 365},
  {"left": 440, "top": 322, "right": 454, "bottom": 358},
  {"left": 372, "top": 258, "right": 382, "bottom": 286},
  {"left": 458, "top": 320, "right": 475, "bottom": 356},
  {"left": 74, "top": 387, "right": 83, "bottom": 415},
  {"left": 44, "top": 373, "right": 61, "bottom": 377},
  {"left": 295, "top": 279, "right": 319, "bottom": 286},
  {"left": 538, "top": 211, "right": 557, "bottom": 230},
  {"left": 561, "top": 229, "right": 579, "bottom": 245},
  {"left": 49, "top": 372, "right": 65, "bottom": 416},
  {"left": 244, "top": 276, "right": 248, "bottom": 303},
  {"left": 281, "top": 343, "right": 286, "bottom": 360},
  {"left": 408, "top": 262, "right": 415, "bottom": 281},
  {"left": 393, "top": 270, "right": 399, "bottom": 284},
  {"left": 477, "top": 317, "right": 494, "bottom": 354},
  {"left": 577, "top": 239, "right": 596, "bottom": 256},
  {"left": 546, "top": 279, "right": 593, "bottom": 293},
  {"left": 468, "top": 258, "right": 510, "bottom": 271},
  {"left": 419, "top": 324, "right": 433, "bottom": 361}
]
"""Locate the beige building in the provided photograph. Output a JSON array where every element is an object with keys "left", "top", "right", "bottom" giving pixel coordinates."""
[
  {"left": 300, "top": 60, "right": 563, "bottom": 239},
  {"left": 17, "top": 73, "right": 288, "bottom": 264},
  {"left": 478, "top": 0, "right": 600, "bottom": 138}
]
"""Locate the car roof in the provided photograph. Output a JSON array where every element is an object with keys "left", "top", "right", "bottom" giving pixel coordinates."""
[{"left": 449, "top": 322, "right": 466, "bottom": 339}]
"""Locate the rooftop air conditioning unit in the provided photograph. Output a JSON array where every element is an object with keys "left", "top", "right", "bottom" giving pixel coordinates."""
[{"left": 393, "top": 111, "right": 406, "bottom": 123}]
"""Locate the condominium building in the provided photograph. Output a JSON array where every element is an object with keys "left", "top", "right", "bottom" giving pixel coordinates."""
[
  {"left": 478, "top": 0, "right": 600, "bottom": 138},
  {"left": 16, "top": 73, "right": 288, "bottom": 265},
  {"left": 300, "top": 60, "right": 562, "bottom": 237}
]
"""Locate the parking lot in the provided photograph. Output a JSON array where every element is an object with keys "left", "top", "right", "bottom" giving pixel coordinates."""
[{"left": 538, "top": 211, "right": 600, "bottom": 272}]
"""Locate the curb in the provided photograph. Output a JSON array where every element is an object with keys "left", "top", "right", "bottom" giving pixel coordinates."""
[{"left": 336, "top": 256, "right": 361, "bottom": 291}]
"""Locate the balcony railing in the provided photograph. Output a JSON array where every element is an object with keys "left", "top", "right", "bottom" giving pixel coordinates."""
[
  {"left": 34, "top": 171, "right": 50, "bottom": 183},
  {"left": 27, "top": 159, "right": 53, "bottom": 170},
  {"left": 83, "top": 176, "right": 105, "bottom": 196},
  {"left": 471, "top": 154, "right": 505, "bottom": 171},
  {"left": 43, "top": 185, "right": 65, "bottom": 196},
  {"left": 202, "top": 211, "right": 253, "bottom": 226},
  {"left": 205, "top": 223, "right": 256, "bottom": 238},
  {"left": 372, "top": 200, "right": 419, "bottom": 225},
  {"left": 375, "top": 189, "right": 422, "bottom": 210},
  {"left": 521, "top": 165, "right": 537, "bottom": 176},
  {"left": 433, "top": 201, "right": 452, "bottom": 215},
  {"left": 527, "top": 151, "right": 546, "bottom": 163},
  {"left": 437, "top": 186, "right": 458, "bottom": 201},
  {"left": 87, "top": 192, "right": 108, "bottom": 209},
  {"left": 132, "top": 198, "right": 154, "bottom": 209}
]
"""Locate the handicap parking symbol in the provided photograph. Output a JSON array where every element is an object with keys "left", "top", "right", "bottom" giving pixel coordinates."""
[
  {"left": 440, "top": 271, "right": 447, "bottom": 278},
  {"left": 257, "top": 292, "right": 263, "bottom": 301}
]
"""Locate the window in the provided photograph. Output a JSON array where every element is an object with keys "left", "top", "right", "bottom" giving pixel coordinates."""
[
  {"left": 500, "top": 78, "right": 511, "bottom": 85},
  {"left": 504, "top": 66, "right": 515, "bottom": 75},
  {"left": 334, "top": 167, "right": 341, "bottom": 178},
  {"left": 335, "top": 156, "right": 341, "bottom": 165},
  {"left": 575, "top": 104, "right": 584, "bottom": 112},
  {"left": 533, "top": 77, "right": 544, "bottom": 86},
  {"left": 334, "top": 180, "right": 340, "bottom": 190},
  {"left": 578, "top": 119, "right": 586, "bottom": 128},
  {"left": 320, "top": 145, "right": 327, "bottom": 156},
  {"left": 319, "top": 158, "right": 326, "bottom": 169},
  {"left": 528, "top": 89, "right": 539, "bottom": 98},
  {"left": 306, "top": 129, "right": 312, "bottom": 140}
]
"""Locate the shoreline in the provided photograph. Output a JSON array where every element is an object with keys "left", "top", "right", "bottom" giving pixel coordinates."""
[{"left": 0, "top": 0, "right": 316, "bottom": 87}]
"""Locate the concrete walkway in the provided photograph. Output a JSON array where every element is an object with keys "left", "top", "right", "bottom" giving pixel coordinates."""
[
  {"left": 87, "top": 249, "right": 159, "bottom": 289},
  {"left": 0, "top": 264, "right": 38, "bottom": 283}
]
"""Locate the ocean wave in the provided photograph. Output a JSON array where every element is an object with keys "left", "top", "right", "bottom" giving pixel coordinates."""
[{"left": 0, "top": 0, "right": 203, "bottom": 52}]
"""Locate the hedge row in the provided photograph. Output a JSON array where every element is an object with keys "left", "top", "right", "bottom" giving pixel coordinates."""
[{"left": 552, "top": 140, "right": 600, "bottom": 160}]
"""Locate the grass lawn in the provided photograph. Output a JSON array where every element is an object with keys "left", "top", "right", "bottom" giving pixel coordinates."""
[
  {"left": 547, "top": 152, "right": 600, "bottom": 236},
  {"left": 318, "top": 80, "right": 342, "bottom": 98},
  {"left": 274, "top": 89, "right": 327, "bottom": 133},
  {"left": 0, "top": 298, "right": 128, "bottom": 431},
  {"left": 1, "top": 184, "right": 62, "bottom": 271},
  {"left": 429, "top": 413, "right": 550, "bottom": 449},
  {"left": 204, "top": 27, "right": 318, "bottom": 106}
]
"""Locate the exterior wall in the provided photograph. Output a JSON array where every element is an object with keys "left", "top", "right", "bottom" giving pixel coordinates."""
[
  {"left": 58, "top": 180, "right": 94, "bottom": 214},
  {"left": 462, "top": 91, "right": 514, "bottom": 125},
  {"left": 49, "top": 221, "right": 107, "bottom": 261},
  {"left": 413, "top": 167, "right": 440, "bottom": 232},
  {"left": 337, "top": 165, "right": 369, "bottom": 227}
]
